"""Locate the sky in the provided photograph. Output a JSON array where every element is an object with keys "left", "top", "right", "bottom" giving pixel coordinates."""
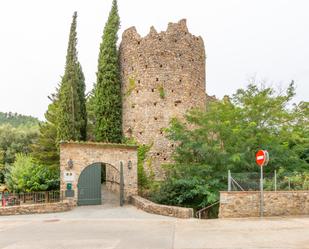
[{"left": 0, "top": 0, "right": 308, "bottom": 120}]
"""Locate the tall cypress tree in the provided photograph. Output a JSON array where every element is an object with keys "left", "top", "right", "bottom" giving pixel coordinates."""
[
  {"left": 77, "top": 62, "right": 87, "bottom": 140},
  {"left": 92, "top": 0, "right": 122, "bottom": 143},
  {"left": 57, "top": 11, "right": 87, "bottom": 142}
]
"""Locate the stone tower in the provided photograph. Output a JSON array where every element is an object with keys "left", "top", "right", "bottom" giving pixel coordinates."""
[{"left": 119, "top": 19, "right": 206, "bottom": 178}]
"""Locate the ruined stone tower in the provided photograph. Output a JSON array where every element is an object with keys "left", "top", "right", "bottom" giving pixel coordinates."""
[{"left": 120, "top": 19, "right": 206, "bottom": 178}]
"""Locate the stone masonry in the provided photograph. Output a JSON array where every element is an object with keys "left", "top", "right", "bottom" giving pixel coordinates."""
[
  {"left": 219, "top": 191, "right": 309, "bottom": 218},
  {"left": 131, "top": 195, "right": 193, "bottom": 218},
  {"left": 60, "top": 142, "right": 138, "bottom": 203},
  {"left": 0, "top": 201, "right": 73, "bottom": 216},
  {"left": 120, "top": 19, "right": 206, "bottom": 178}
]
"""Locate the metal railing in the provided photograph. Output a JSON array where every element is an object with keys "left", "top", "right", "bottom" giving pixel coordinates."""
[
  {"left": 0, "top": 191, "right": 63, "bottom": 207},
  {"left": 228, "top": 170, "right": 309, "bottom": 191},
  {"left": 196, "top": 200, "right": 220, "bottom": 219}
]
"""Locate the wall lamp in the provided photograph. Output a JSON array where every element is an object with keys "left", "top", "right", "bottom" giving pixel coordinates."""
[{"left": 67, "top": 159, "right": 73, "bottom": 169}]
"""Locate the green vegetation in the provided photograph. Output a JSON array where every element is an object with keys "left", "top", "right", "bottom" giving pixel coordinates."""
[
  {"left": 57, "top": 11, "right": 87, "bottom": 142},
  {"left": 125, "top": 77, "right": 136, "bottom": 97},
  {"left": 123, "top": 138, "right": 157, "bottom": 193},
  {"left": 0, "top": 112, "right": 39, "bottom": 128},
  {"left": 158, "top": 85, "right": 165, "bottom": 99},
  {"left": 5, "top": 154, "right": 58, "bottom": 192},
  {"left": 31, "top": 92, "right": 59, "bottom": 170},
  {"left": 30, "top": 12, "right": 87, "bottom": 189},
  {"left": 86, "top": 90, "right": 96, "bottom": 141},
  {"left": 0, "top": 112, "right": 41, "bottom": 187},
  {"left": 1, "top": 0, "right": 308, "bottom": 219},
  {"left": 137, "top": 144, "right": 151, "bottom": 191},
  {"left": 264, "top": 170, "right": 309, "bottom": 190},
  {"left": 90, "top": 0, "right": 122, "bottom": 143},
  {"left": 0, "top": 124, "right": 39, "bottom": 183},
  {"left": 1, "top": 1, "right": 125, "bottom": 191},
  {"left": 150, "top": 82, "right": 309, "bottom": 213}
]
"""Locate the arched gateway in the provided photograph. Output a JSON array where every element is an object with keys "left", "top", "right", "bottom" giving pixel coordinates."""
[{"left": 60, "top": 142, "right": 138, "bottom": 206}]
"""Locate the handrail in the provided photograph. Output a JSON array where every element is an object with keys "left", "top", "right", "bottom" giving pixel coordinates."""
[
  {"left": 105, "top": 180, "right": 121, "bottom": 185},
  {"left": 196, "top": 200, "right": 220, "bottom": 219}
]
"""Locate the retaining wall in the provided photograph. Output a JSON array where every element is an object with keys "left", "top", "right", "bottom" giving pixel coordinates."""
[
  {"left": 0, "top": 201, "right": 74, "bottom": 216},
  {"left": 219, "top": 191, "right": 309, "bottom": 218},
  {"left": 131, "top": 195, "right": 193, "bottom": 218}
]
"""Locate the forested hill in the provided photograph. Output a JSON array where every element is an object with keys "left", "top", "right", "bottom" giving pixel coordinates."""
[{"left": 0, "top": 112, "right": 39, "bottom": 127}]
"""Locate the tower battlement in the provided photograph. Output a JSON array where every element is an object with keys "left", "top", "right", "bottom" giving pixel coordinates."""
[
  {"left": 122, "top": 19, "right": 202, "bottom": 40},
  {"left": 120, "top": 19, "right": 206, "bottom": 178}
]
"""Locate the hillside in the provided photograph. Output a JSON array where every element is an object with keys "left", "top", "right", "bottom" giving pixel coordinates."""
[{"left": 0, "top": 112, "right": 39, "bottom": 127}]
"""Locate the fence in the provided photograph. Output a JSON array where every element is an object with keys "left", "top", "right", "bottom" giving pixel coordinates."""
[
  {"left": 228, "top": 170, "right": 309, "bottom": 191},
  {"left": 0, "top": 191, "right": 63, "bottom": 207}
]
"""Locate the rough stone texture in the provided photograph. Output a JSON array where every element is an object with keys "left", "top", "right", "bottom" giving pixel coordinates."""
[
  {"left": 0, "top": 201, "right": 73, "bottom": 216},
  {"left": 219, "top": 191, "right": 309, "bottom": 218},
  {"left": 120, "top": 19, "right": 206, "bottom": 178},
  {"left": 60, "top": 142, "right": 138, "bottom": 203},
  {"left": 131, "top": 195, "right": 193, "bottom": 218}
]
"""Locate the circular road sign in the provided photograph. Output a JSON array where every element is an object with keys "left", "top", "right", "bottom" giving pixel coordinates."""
[{"left": 256, "top": 150, "right": 269, "bottom": 167}]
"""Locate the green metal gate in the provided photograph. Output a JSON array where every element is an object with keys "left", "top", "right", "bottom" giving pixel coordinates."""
[{"left": 77, "top": 163, "right": 102, "bottom": 205}]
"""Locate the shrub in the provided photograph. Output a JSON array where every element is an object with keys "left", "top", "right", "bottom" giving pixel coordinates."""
[{"left": 5, "top": 154, "right": 59, "bottom": 192}]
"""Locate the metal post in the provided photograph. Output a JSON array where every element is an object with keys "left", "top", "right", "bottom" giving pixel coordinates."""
[
  {"left": 260, "top": 166, "right": 264, "bottom": 217},
  {"left": 1, "top": 191, "right": 4, "bottom": 207},
  {"left": 228, "top": 170, "right": 231, "bottom": 192},
  {"left": 288, "top": 178, "right": 291, "bottom": 190},
  {"left": 45, "top": 192, "right": 49, "bottom": 203},
  {"left": 274, "top": 170, "right": 277, "bottom": 192},
  {"left": 120, "top": 161, "right": 124, "bottom": 206}
]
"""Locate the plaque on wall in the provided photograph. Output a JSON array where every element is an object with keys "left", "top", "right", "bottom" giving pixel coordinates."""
[
  {"left": 63, "top": 171, "right": 75, "bottom": 182},
  {"left": 65, "top": 189, "right": 74, "bottom": 198}
]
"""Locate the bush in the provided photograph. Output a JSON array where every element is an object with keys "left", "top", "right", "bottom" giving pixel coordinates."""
[
  {"left": 150, "top": 177, "right": 208, "bottom": 209},
  {"left": 5, "top": 154, "right": 59, "bottom": 192},
  {"left": 149, "top": 163, "right": 224, "bottom": 211}
]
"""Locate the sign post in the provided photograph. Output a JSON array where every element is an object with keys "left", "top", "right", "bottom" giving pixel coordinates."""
[
  {"left": 256, "top": 150, "right": 269, "bottom": 217},
  {"left": 260, "top": 163, "right": 263, "bottom": 217}
]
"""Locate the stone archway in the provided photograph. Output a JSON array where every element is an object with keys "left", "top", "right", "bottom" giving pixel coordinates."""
[{"left": 60, "top": 142, "right": 138, "bottom": 205}]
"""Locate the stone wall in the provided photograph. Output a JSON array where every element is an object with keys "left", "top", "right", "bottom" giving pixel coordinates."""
[
  {"left": 131, "top": 195, "right": 193, "bottom": 218},
  {"left": 60, "top": 142, "right": 138, "bottom": 202},
  {"left": 120, "top": 19, "right": 206, "bottom": 178},
  {"left": 0, "top": 201, "right": 73, "bottom": 216},
  {"left": 105, "top": 164, "right": 120, "bottom": 193},
  {"left": 219, "top": 191, "right": 309, "bottom": 218}
]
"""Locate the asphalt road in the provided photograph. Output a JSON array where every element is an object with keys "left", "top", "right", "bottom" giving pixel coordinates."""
[{"left": 0, "top": 205, "right": 309, "bottom": 249}]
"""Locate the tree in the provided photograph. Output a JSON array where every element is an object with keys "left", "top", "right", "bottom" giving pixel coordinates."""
[
  {"left": 77, "top": 63, "right": 87, "bottom": 140},
  {"left": 0, "top": 112, "right": 39, "bottom": 128},
  {"left": 90, "top": 0, "right": 122, "bottom": 143},
  {"left": 86, "top": 88, "right": 96, "bottom": 141},
  {"left": 31, "top": 92, "right": 59, "bottom": 170},
  {"left": 150, "top": 82, "right": 309, "bottom": 211},
  {"left": 57, "top": 11, "right": 87, "bottom": 142},
  {"left": 167, "top": 82, "right": 308, "bottom": 173},
  {"left": 0, "top": 124, "right": 39, "bottom": 183},
  {"left": 5, "top": 154, "right": 58, "bottom": 192}
]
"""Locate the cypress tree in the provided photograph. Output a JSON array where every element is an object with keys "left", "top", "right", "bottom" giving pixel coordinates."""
[
  {"left": 57, "top": 11, "right": 87, "bottom": 142},
  {"left": 77, "top": 62, "right": 87, "bottom": 140},
  {"left": 92, "top": 0, "right": 122, "bottom": 143}
]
